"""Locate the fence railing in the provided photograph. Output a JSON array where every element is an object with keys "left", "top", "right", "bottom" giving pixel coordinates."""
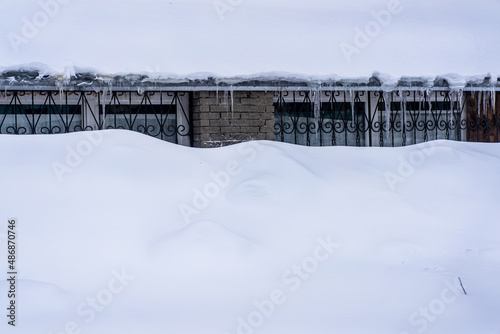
[
  {"left": 274, "top": 90, "right": 499, "bottom": 146},
  {"left": 2, "top": 88, "right": 499, "bottom": 148},
  {"left": 0, "top": 90, "right": 192, "bottom": 146}
]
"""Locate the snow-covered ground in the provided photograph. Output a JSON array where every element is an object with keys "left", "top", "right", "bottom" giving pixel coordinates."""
[
  {"left": 1, "top": 0, "right": 499, "bottom": 84},
  {"left": 0, "top": 130, "right": 499, "bottom": 334}
]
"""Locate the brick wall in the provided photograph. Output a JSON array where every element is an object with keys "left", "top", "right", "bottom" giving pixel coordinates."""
[{"left": 192, "top": 91, "right": 275, "bottom": 148}]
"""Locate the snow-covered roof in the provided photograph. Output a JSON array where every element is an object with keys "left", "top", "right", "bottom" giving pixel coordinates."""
[
  {"left": 1, "top": 0, "right": 499, "bottom": 89},
  {"left": 1, "top": 69, "right": 499, "bottom": 92}
]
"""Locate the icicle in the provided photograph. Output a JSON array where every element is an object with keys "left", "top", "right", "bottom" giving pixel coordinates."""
[
  {"left": 102, "top": 87, "right": 108, "bottom": 129},
  {"left": 216, "top": 84, "right": 219, "bottom": 104},
  {"left": 418, "top": 90, "right": 423, "bottom": 112},
  {"left": 223, "top": 90, "right": 228, "bottom": 106},
  {"left": 59, "top": 85, "right": 63, "bottom": 107},
  {"left": 313, "top": 88, "right": 320, "bottom": 120},
  {"left": 427, "top": 89, "right": 432, "bottom": 115},
  {"left": 475, "top": 91, "right": 479, "bottom": 116},
  {"left": 383, "top": 91, "right": 391, "bottom": 135},
  {"left": 449, "top": 90, "right": 455, "bottom": 115},
  {"left": 491, "top": 87, "right": 496, "bottom": 116},
  {"left": 400, "top": 89, "right": 406, "bottom": 134},
  {"left": 222, "top": 89, "right": 229, "bottom": 115},
  {"left": 457, "top": 89, "right": 463, "bottom": 115},
  {"left": 230, "top": 86, "right": 234, "bottom": 117},
  {"left": 313, "top": 88, "right": 321, "bottom": 145},
  {"left": 483, "top": 90, "right": 488, "bottom": 117},
  {"left": 349, "top": 89, "right": 355, "bottom": 125}
]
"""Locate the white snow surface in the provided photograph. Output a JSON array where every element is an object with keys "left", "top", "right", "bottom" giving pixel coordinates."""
[
  {"left": 0, "top": 130, "right": 500, "bottom": 334},
  {"left": 1, "top": 0, "right": 499, "bottom": 84}
]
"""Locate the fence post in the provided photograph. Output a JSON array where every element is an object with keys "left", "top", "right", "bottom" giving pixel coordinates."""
[
  {"left": 81, "top": 92, "right": 100, "bottom": 131},
  {"left": 176, "top": 92, "right": 191, "bottom": 147}
]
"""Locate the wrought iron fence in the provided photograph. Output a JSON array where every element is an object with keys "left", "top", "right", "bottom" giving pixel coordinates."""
[
  {"left": 0, "top": 90, "right": 192, "bottom": 145},
  {"left": 0, "top": 91, "right": 84, "bottom": 134},
  {"left": 274, "top": 90, "right": 499, "bottom": 146},
  {"left": 102, "top": 91, "right": 191, "bottom": 144},
  {"left": 2, "top": 88, "right": 498, "bottom": 148}
]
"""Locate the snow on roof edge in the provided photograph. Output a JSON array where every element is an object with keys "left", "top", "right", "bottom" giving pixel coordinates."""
[{"left": 0, "top": 63, "right": 498, "bottom": 91}]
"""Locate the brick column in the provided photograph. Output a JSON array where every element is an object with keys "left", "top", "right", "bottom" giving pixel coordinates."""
[{"left": 192, "top": 91, "right": 275, "bottom": 148}]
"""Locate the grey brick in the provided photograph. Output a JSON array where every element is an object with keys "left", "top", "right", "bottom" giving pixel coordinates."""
[
  {"left": 210, "top": 119, "right": 231, "bottom": 127},
  {"left": 220, "top": 126, "right": 242, "bottom": 133},
  {"left": 209, "top": 105, "right": 232, "bottom": 113}
]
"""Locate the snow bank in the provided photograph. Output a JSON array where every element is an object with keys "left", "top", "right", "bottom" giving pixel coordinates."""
[
  {"left": 0, "top": 0, "right": 499, "bottom": 86},
  {"left": 0, "top": 130, "right": 499, "bottom": 333}
]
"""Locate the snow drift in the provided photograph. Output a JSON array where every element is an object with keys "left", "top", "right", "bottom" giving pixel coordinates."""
[{"left": 0, "top": 130, "right": 499, "bottom": 334}]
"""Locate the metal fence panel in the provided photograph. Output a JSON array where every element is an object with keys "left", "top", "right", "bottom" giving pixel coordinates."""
[
  {"left": 274, "top": 90, "right": 497, "bottom": 146},
  {"left": 0, "top": 91, "right": 192, "bottom": 146}
]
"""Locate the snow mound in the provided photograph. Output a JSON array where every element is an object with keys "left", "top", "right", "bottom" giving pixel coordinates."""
[{"left": 0, "top": 130, "right": 499, "bottom": 333}]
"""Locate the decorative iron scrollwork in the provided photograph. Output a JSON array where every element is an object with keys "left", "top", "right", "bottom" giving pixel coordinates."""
[
  {"left": 275, "top": 90, "right": 498, "bottom": 146},
  {"left": 1, "top": 90, "right": 192, "bottom": 146}
]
